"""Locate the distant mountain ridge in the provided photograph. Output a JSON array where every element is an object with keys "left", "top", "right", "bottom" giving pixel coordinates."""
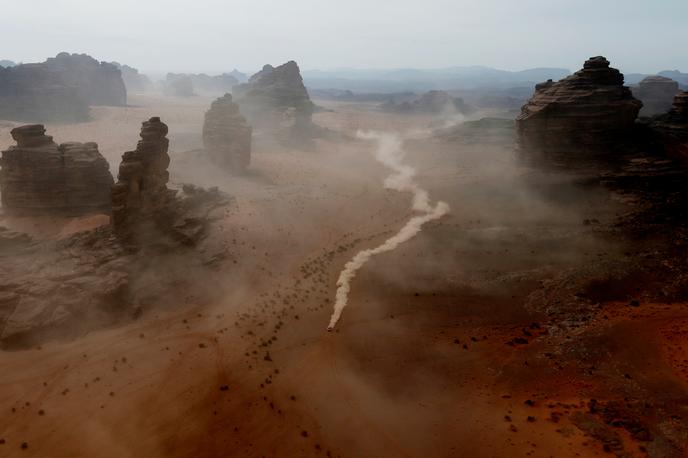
[{"left": 302, "top": 66, "right": 572, "bottom": 92}]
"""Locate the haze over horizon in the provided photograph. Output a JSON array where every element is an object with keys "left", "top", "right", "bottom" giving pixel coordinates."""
[{"left": 3, "top": 0, "right": 687, "bottom": 75}]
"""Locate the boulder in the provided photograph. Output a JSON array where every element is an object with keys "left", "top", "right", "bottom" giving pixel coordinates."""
[
  {"left": 632, "top": 76, "right": 679, "bottom": 116},
  {"left": 516, "top": 56, "right": 642, "bottom": 153},
  {"left": 202, "top": 94, "right": 252, "bottom": 172},
  {"left": 0, "top": 125, "right": 113, "bottom": 215}
]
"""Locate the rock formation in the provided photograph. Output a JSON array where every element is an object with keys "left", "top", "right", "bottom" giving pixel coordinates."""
[
  {"left": 517, "top": 56, "right": 642, "bottom": 153},
  {"left": 0, "top": 63, "right": 90, "bottom": 122},
  {"left": 111, "top": 117, "right": 174, "bottom": 233},
  {"left": 112, "top": 117, "right": 230, "bottom": 244},
  {"left": 380, "top": 90, "right": 475, "bottom": 115},
  {"left": 113, "top": 63, "right": 153, "bottom": 94},
  {"left": 233, "top": 61, "right": 315, "bottom": 130},
  {"left": 0, "top": 182, "right": 229, "bottom": 346},
  {"left": 44, "top": 52, "right": 127, "bottom": 106},
  {"left": 650, "top": 91, "right": 688, "bottom": 160},
  {"left": 164, "top": 74, "right": 195, "bottom": 97},
  {"left": 0, "top": 52, "right": 127, "bottom": 121},
  {"left": 165, "top": 73, "right": 238, "bottom": 95},
  {"left": 632, "top": 76, "right": 679, "bottom": 116},
  {"left": 0, "top": 125, "right": 113, "bottom": 215},
  {"left": 202, "top": 94, "right": 252, "bottom": 172}
]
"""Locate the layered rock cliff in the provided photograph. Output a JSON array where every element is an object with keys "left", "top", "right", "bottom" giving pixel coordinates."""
[
  {"left": 233, "top": 61, "right": 315, "bottom": 130},
  {"left": 0, "top": 124, "right": 113, "bottom": 214},
  {"left": 0, "top": 52, "right": 127, "bottom": 121},
  {"left": 0, "top": 63, "right": 90, "bottom": 122},
  {"left": 111, "top": 117, "right": 174, "bottom": 233},
  {"left": 517, "top": 56, "right": 642, "bottom": 153},
  {"left": 44, "top": 52, "right": 126, "bottom": 106}
]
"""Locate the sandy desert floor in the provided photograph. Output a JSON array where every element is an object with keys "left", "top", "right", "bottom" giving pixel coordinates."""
[{"left": 0, "top": 96, "right": 687, "bottom": 457}]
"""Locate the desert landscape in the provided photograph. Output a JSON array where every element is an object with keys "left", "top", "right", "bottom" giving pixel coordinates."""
[{"left": 1, "top": 2, "right": 688, "bottom": 457}]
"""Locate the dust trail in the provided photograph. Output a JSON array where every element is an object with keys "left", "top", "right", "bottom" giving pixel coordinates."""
[{"left": 327, "top": 131, "right": 450, "bottom": 331}]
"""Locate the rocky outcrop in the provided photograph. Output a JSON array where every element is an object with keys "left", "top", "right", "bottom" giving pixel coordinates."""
[
  {"left": 113, "top": 63, "right": 153, "bottom": 94},
  {"left": 0, "top": 52, "right": 126, "bottom": 121},
  {"left": 112, "top": 117, "right": 231, "bottom": 244},
  {"left": 202, "top": 94, "right": 252, "bottom": 172},
  {"left": 517, "top": 56, "right": 642, "bottom": 153},
  {"left": 0, "top": 125, "right": 113, "bottom": 215},
  {"left": 44, "top": 52, "right": 126, "bottom": 106},
  {"left": 380, "top": 90, "right": 475, "bottom": 115},
  {"left": 632, "top": 76, "right": 679, "bottom": 116},
  {"left": 0, "top": 63, "right": 90, "bottom": 122},
  {"left": 650, "top": 91, "right": 688, "bottom": 160},
  {"left": 0, "top": 183, "right": 230, "bottom": 347},
  {"left": 233, "top": 61, "right": 315, "bottom": 130},
  {"left": 111, "top": 117, "right": 174, "bottom": 233},
  {"left": 0, "top": 125, "right": 231, "bottom": 347},
  {"left": 0, "top": 226, "right": 129, "bottom": 347},
  {"left": 164, "top": 74, "right": 195, "bottom": 97}
]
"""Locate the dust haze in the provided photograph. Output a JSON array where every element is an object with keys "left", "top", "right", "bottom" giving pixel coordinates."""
[{"left": 1, "top": 2, "right": 688, "bottom": 458}]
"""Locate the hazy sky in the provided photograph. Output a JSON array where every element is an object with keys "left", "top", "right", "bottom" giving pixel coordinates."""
[{"left": 2, "top": 0, "right": 686, "bottom": 74}]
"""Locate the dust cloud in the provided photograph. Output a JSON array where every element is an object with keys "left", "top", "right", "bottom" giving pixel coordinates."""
[{"left": 328, "top": 130, "right": 450, "bottom": 330}]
